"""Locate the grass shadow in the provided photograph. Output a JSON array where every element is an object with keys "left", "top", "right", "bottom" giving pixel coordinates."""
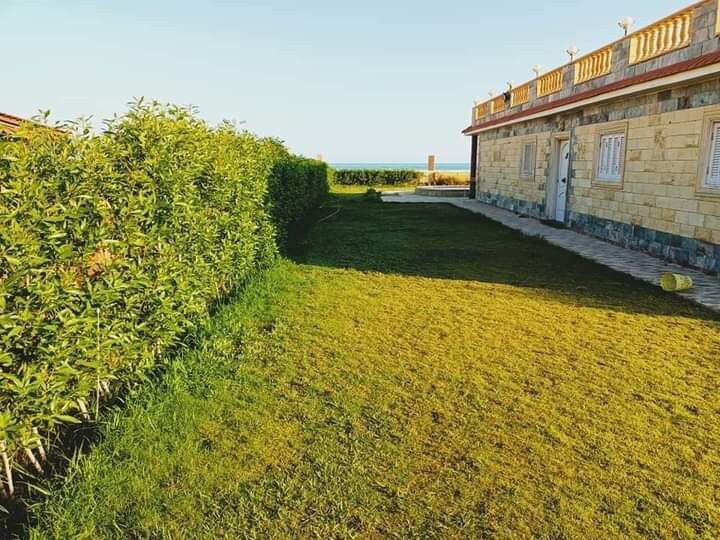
[
  {"left": 291, "top": 196, "right": 719, "bottom": 321},
  {"left": 1, "top": 420, "right": 104, "bottom": 539}
]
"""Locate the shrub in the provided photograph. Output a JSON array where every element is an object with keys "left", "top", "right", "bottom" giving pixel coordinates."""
[
  {"left": 362, "top": 188, "right": 383, "bottom": 202},
  {"left": 268, "top": 155, "right": 331, "bottom": 244},
  {"left": 335, "top": 169, "right": 420, "bottom": 186},
  {"left": 0, "top": 101, "right": 329, "bottom": 491},
  {"left": 424, "top": 172, "right": 470, "bottom": 186}
]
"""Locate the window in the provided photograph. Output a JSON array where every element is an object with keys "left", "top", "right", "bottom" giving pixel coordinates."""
[
  {"left": 596, "top": 133, "right": 625, "bottom": 182},
  {"left": 704, "top": 122, "right": 720, "bottom": 189},
  {"left": 695, "top": 113, "right": 720, "bottom": 196},
  {"left": 520, "top": 142, "right": 536, "bottom": 177}
]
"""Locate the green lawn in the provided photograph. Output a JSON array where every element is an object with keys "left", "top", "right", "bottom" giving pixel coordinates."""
[
  {"left": 329, "top": 184, "right": 417, "bottom": 194},
  {"left": 27, "top": 193, "right": 720, "bottom": 538}
]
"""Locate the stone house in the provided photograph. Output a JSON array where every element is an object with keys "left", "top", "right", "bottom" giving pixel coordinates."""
[{"left": 463, "top": 0, "right": 720, "bottom": 274}]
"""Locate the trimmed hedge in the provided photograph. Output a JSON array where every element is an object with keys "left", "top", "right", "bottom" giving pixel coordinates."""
[
  {"left": 335, "top": 169, "right": 420, "bottom": 186},
  {"left": 0, "top": 102, "right": 329, "bottom": 482},
  {"left": 268, "top": 155, "right": 333, "bottom": 244}
]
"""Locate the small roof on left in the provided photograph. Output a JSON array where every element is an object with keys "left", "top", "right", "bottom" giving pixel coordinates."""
[{"left": 0, "top": 112, "right": 26, "bottom": 133}]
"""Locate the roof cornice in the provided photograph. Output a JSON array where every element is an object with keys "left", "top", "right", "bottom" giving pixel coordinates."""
[{"left": 463, "top": 51, "right": 720, "bottom": 136}]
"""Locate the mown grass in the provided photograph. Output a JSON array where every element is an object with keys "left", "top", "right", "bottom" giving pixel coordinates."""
[
  {"left": 25, "top": 193, "right": 720, "bottom": 538},
  {"left": 330, "top": 183, "right": 417, "bottom": 194}
]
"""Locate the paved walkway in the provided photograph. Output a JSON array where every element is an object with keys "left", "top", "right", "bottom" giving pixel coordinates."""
[{"left": 382, "top": 193, "right": 720, "bottom": 313}]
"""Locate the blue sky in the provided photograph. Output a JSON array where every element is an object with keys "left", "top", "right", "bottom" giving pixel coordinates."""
[{"left": 3, "top": 0, "right": 685, "bottom": 162}]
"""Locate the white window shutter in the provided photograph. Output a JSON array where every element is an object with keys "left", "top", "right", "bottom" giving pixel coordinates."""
[
  {"left": 597, "top": 133, "right": 625, "bottom": 181},
  {"left": 705, "top": 123, "right": 720, "bottom": 188},
  {"left": 524, "top": 144, "right": 531, "bottom": 175},
  {"left": 612, "top": 134, "right": 624, "bottom": 178},
  {"left": 522, "top": 143, "right": 535, "bottom": 176},
  {"left": 599, "top": 137, "right": 610, "bottom": 178}
]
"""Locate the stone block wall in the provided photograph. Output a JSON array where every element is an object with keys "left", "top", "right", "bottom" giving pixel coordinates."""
[
  {"left": 572, "top": 106, "right": 720, "bottom": 245},
  {"left": 474, "top": 78, "right": 720, "bottom": 273},
  {"left": 476, "top": 133, "right": 549, "bottom": 216}
]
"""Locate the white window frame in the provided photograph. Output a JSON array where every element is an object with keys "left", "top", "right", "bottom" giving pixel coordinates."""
[
  {"left": 592, "top": 122, "right": 628, "bottom": 188},
  {"left": 696, "top": 111, "right": 720, "bottom": 197},
  {"left": 702, "top": 121, "right": 720, "bottom": 190},
  {"left": 596, "top": 133, "right": 625, "bottom": 181},
  {"left": 520, "top": 140, "right": 536, "bottom": 178}
]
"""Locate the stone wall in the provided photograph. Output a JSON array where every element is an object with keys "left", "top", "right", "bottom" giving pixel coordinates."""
[
  {"left": 572, "top": 107, "right": 720, "bottom": 243},
  {"left": 476, "top": 191, "right": 546, "bottom": 218},
  {"left": 476, "top": 132, "right": 548, "bottom": 216},
  {"left": 474, "top": 78, "right": 720, "bottom": 273}
]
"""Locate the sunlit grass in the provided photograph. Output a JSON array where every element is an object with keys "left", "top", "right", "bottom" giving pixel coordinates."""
[
  {"left": 330, "top": 183, "right": 416, "bottom": 194},
  {"left": 29, "top": 194, "right": 720, "bottom": 538}
]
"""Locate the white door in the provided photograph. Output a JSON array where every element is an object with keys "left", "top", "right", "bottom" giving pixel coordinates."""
[{"left": 555, "top": 141, "right": 570, "bottom": 222}]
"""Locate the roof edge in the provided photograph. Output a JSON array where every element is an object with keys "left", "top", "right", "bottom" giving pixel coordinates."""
[{"left": 462, "top": 50, "right": 720, "bottom": 136}]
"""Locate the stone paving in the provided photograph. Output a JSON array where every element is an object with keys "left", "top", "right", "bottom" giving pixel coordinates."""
[{"left": 382, "top": 193, "right": 720, "bottom": 313}]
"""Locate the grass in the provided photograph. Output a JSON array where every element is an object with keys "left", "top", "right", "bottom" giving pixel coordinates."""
[
  {"left": 331, "top": 172, "right": 470, "bottom": 195},
  {"left": 23, "top": 192, "right": 720, "bottom": 538},
  {"left": 330, "top": 183, "right": 417, "bottom": 194}
]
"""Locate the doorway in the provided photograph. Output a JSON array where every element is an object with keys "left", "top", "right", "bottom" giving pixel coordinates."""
[{"left": 552, "top": 140, "right": 570, "bottom": 223}]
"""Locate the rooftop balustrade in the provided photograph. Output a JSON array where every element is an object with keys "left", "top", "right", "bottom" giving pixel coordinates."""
[{"left": 469, "top": 0, "right": 719, "bottom": 128}]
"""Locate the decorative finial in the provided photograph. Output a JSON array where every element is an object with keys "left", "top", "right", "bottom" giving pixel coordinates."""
[
  {"left": 567, "top": 46, "right": 579, "bottom": 62},
  {"left": 532, "top": 65, "right": 542, "bottom": 78},
  {"left": 507, "top": 81, "right": 514, "bottom": 91},
  {"left": 488, "top": 91, "right": 495, "bottom": 99},
  {"left": 618, "top": 17, "right": 635, "bottom": 36}
]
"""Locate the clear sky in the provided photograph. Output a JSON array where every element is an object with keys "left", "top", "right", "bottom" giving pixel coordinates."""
[{"left": 2, "top": 0, "right": 686, "bottom": 162}]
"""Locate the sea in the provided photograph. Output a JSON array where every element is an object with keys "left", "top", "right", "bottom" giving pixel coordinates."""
[{"left": 332, "top": 163, "right": 470, "bottom": 172}]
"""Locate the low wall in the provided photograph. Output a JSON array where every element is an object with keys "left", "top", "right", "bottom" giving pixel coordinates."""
[{"left": 415, "top": 186, "right": 469, "bottom": 198}]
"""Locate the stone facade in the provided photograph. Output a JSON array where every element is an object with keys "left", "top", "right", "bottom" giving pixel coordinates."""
[
  {"left": 475, "top": 191, "right": 545, "bottom": 218},
  {"left": 473, "top": 78, "right": 720, "bottom": 274},
  {"left": 476, "top": 133, "right": 546, "bottom": 214},
  {"left": 467, "top": 0, "right": 720, "bottom": 274}
]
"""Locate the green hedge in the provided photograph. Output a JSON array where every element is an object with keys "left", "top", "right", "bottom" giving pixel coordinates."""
[
  {"left": 0, "top": 102, "right": 329, "bottom": 471},
  {"left": 335, "top": 169, "right": 420, "bottom": 186},
  {"left": 268, "top": 156, "right": 333, "bottom": 244}
]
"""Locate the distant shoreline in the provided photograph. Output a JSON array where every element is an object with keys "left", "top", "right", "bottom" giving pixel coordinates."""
[{"left": 332, "top": 163, "right": 470, "bottom": 172}]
